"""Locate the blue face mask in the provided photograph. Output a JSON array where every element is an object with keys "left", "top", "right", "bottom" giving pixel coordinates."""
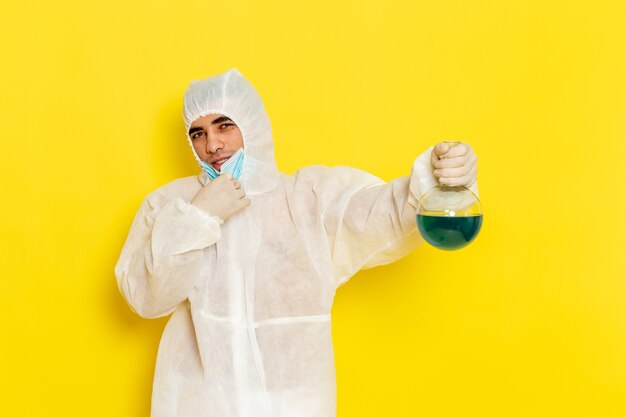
[{"left": 200, "top": 147, "right": 245, "bottom": 180}]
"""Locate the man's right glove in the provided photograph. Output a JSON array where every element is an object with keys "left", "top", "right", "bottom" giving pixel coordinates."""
[{"left": 190, "top": 173, "right": 251, "bottom": 222}]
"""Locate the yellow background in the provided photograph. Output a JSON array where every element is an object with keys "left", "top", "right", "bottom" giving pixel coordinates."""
[{"left": 1, "top": 0, "right": 625, "bottom": 415}]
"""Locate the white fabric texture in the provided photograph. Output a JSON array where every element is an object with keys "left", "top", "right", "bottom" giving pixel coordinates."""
[{"left": 115, "top": 68, "right": 479, "bottom": 417}]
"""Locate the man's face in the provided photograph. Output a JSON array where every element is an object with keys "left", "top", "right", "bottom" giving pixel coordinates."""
[{"left": 189, "top": 113, "right": 244, "bottom": 171}]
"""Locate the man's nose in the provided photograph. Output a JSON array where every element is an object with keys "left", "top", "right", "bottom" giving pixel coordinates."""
[{"left": 205, "top": 133, "right": 224, "bottom": 154}]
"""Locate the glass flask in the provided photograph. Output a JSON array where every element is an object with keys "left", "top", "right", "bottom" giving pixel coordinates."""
[{"left": 416, "top": 141, "right": 483, "bottom": 250}]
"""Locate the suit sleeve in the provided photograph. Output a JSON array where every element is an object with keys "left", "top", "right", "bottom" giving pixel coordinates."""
[
  {"left": 317, "top": 146, "right": 480, "bottom": 288},
  {"left": 114, "top": 192, "right": 222, "bottom": 318}
]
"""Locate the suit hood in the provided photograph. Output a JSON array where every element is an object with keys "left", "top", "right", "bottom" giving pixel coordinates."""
[{"left": 182, "top": 68, "right": 279, "bottom": 195}]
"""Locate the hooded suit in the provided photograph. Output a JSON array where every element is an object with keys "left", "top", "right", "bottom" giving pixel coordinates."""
[{"left": 115, "top": 68, "right": 473, "bottom": 416}]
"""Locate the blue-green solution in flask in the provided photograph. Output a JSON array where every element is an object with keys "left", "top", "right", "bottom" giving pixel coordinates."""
[{"left": 416, "top": 214, "right": 483, "bottom": 250}]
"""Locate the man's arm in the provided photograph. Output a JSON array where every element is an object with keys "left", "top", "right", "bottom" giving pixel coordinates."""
[
  {"left": 114, "top": 192, "right": 222, "bottom": 318},
  {"left": 314, "top": 144, "right": 479, "bottom": 288},
  {"left": 114, "top": 174, "right": 249, "bottom": 318}
]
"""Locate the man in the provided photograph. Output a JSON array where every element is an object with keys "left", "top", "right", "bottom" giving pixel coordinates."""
[{"left": 115, "top": 68, "right": 478, "bottom": 417}]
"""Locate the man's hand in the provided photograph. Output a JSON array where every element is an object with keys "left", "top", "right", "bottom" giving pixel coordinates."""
[
  {"left": 191, "top": 173, "right": 251, "bottom": 221},
  {"left": 430, "top": 141, "right": 477, "bottom": 187}
]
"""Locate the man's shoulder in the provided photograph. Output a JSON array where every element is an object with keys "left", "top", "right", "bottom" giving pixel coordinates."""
[
  {"left": 278, "top": 166, "right": 384, "bottom": 207},
  {"left": 290, "top": 164, "right": 359, "bottom": 180},
  {"left": 291, "top": 165, "right": 384, "bottom": 187},
  {"left": 144, "top": 175, "right": 202, "bottom": 204}
]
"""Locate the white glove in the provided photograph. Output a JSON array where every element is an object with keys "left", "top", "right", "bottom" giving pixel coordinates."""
[
  {"left": 430, "top": 141, "right": 478, "bottom": 188},
  {"left": 190, "top": 173, "right": 251, "bottom": 221}
]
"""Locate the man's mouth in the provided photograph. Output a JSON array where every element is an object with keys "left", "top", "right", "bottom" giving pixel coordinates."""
[{"left": 211, "top": 157, "right": 230, "bottom": 171}]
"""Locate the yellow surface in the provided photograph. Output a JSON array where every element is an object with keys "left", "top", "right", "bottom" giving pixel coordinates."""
[{"left": 1, "top": 1, "right": 625, "bottom": 416}]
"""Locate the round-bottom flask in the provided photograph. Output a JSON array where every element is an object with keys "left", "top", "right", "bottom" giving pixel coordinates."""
[{"left": 417, "top": 142, "right": 483, "bottom": 250}]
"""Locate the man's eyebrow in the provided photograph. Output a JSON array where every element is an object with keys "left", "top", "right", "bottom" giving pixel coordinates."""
[
  {"left": 211, "top": 116, "right": 232, "bottom": 125},
  {"left": 188, "top": 116, "right": 233, "bottom": 136},
  {"left": 188, "top": 126, "right": 203, "bottom": 136}
]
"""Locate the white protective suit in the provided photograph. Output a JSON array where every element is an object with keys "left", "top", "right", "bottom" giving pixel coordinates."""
[{"left": 115, "top": 68, "right": 478, "bottom": 417}]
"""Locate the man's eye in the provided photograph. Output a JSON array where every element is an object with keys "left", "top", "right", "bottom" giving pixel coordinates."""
[
  {"left": 220, "top": 123, "right": 234, "bottom": 129},
  {"left": 192, "top": 132, "right": 205, "bottom": 139}
]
